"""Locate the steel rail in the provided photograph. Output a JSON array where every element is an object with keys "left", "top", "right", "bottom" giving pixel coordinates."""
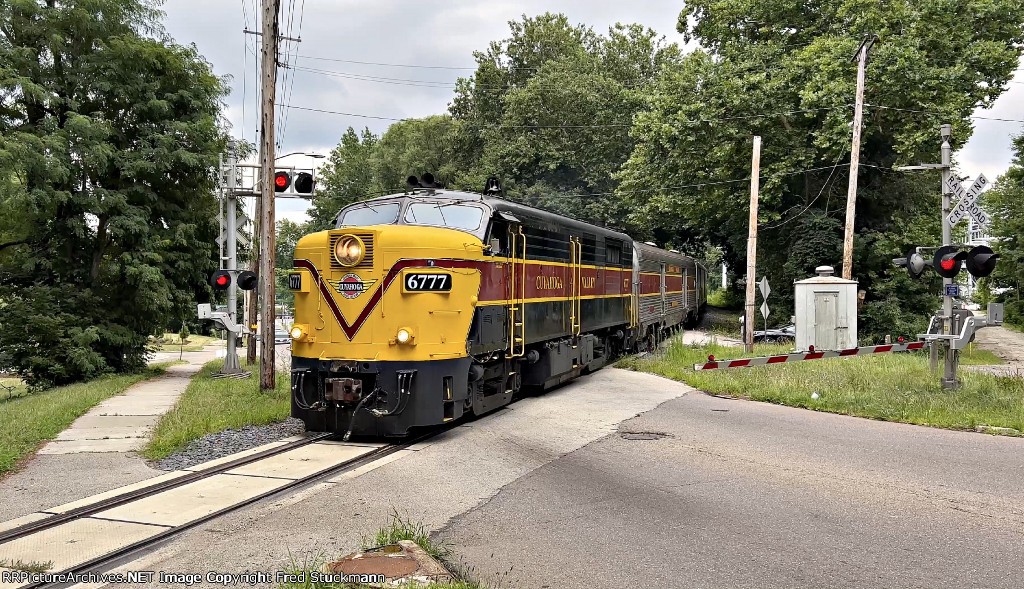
[
  {"left": 14, "top": 426, "right": 447, "bottom": 589},
  {"left": 0, "top": 432, "right": 333, "bottom": 544}
]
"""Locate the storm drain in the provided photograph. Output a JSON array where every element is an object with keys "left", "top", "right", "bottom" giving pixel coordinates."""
[{"left": 620, "top": 431, "right": 671, "bottom": 441}]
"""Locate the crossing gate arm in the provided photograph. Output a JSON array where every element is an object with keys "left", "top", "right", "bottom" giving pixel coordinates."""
[{"left": 693, "top": 341, "right": 926, "bottom": 371}]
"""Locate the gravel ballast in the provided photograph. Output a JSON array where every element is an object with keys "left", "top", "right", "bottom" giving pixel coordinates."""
[{"left": 152, "top": 418, "right": 306, "bottom": 471}]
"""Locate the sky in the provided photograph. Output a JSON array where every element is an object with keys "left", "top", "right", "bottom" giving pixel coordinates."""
[{"left": 162, "top": 0, "right": 1024, "bottom": 224}]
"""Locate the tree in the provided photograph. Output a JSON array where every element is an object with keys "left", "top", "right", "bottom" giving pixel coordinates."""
[
  {"left": 988, "top": 132, "right": 1024, "bottom": 326},
  {"left": 308, "top": 127, "right": 378, "bottom": 231},
  {"left": 617, "top": 0, "right": 1024, "bottom": 336},
  {"left": 275, "top": 218, "right": 309, "bottom": 310},
  {"left": 0, "top": 0, "right": 225, "bottom": 386},
  {"left": 450, "top": 14, "right": 680, "bottom": 224}
]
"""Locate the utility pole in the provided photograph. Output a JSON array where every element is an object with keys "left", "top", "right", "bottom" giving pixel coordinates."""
[
  {"left": 841, "top": 36, "right": 875, "bottom": 280},
  {"left": 224, "top": 140, "right": 242, "bottom": 373},
  {"left": 939, "top": 124, "right": 957, "bottom": 388},
  {"left": 258, "top": 0, "right": 279, "bottom": 390},
  {"left": 744, "top": 136, "right": 761, "bottom": 354}
]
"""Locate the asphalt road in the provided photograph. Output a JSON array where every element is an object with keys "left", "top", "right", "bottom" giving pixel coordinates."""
[{"left": 441, "top": 384, "right": 1024, "bottom": 589}]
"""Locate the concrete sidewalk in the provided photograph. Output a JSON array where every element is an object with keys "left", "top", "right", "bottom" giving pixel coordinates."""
[{"left": 38, "top": 355, "right": 211, "bottom": 456}]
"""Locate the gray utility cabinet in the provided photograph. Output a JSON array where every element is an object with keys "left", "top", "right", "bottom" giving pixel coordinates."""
[{"left": 794, "top": 266, "right": 858, "bottom": 351}]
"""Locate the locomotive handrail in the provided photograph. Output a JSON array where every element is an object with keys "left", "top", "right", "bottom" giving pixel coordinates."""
[{"left": 507, "top": 225, "right": 526, "bottom": 358}]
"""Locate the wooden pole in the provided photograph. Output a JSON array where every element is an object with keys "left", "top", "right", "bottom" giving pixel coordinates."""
[
  {"left": 842, "top": 43, "right": 869, "bottom": 280},
  {"left": 259, "top": 0, "right": 279, "bottom": 390},
  {"left": 745, "top": 136, "right": 761, "bottom": 354}
]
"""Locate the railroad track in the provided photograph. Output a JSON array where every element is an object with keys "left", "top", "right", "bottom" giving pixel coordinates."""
[{"left": 0, "top": 429, "right": 443, "bottom": 589}]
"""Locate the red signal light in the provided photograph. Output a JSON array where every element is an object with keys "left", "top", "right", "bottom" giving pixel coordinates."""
[
  {"left": 274, "top": 171, "right": 291, "bottom": 192},
  {"left": 898, "top": 336, "right": 905, "bottom": 343},
  {"left": 216, "top": 275, "right": 229, "bottom": 286},
  {"left": 940, "top": 258, "right": 956, "bottom": 271},
  {"left": 708, "top": 355, "right": 715, "bottom": 362}
]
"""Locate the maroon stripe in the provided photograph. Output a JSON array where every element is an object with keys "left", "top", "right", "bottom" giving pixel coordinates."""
[
  {"left": 701, "top": 362, "right": 719, "bottom": 370},
  {"left": 766, "top": 356, "right": 788, "bottom": 364},
  {"left": 804, "top": 352, "right": 825, "bottom": 360},
  {"left": 874, "top": 345, "right": 893, "bottom": 353},
  {"left": 839, "top": 348, "right": 859, "bottom": 356},
  {"left": 907, "top": 342, "right": 925, "bottom": 350},
  {"left": 728, "top": 359, "right": 751, "bottom": 368}
]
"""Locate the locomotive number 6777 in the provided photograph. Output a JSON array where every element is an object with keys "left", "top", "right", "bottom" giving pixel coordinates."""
[{"left": 288, "top": 177, "right": 706, "bottom": 437}]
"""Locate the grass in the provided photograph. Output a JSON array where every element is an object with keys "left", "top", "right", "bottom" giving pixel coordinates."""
[
  {"left": 278, "top": 513, "right": 483, "bottom": 589},
  {"left": 141, "top": 359, "right": 291, "bottom": 460},
  {"left": 619, "top": 339, "right": 1024, "bottom": 434},
  {"left": 0, "top": 365, "right": 171, "bottom": 477},
  {"left": 959, "top": 345, "right": 1003, "bottom": 366},
  {"left": 152, "top": 332, "right": 219, "bottom": 352},
  {"left": 0, "top": 377, "right": 28, "bottom": 400},
  {"left": 0, "top": 559, "right": 53, "bottom": 573}
]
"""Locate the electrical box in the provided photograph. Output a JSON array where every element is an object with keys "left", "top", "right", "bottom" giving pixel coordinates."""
[{"left": 794, "top": 266, "right": 858, "bottom": 351}]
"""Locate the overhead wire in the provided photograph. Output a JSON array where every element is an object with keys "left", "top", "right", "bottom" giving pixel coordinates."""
[{"left": 280, "top": 103, "right": 854, "bottom": 129}]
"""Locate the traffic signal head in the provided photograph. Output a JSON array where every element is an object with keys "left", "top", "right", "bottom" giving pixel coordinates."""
[
  {"left": 237, "top": 270, "right": 258, "bottom": 290},
  {"left": 893, "top": 248, "right": 929, "bottom": 280},
  {"left": 965, "top": 245, "right": 999, "bottom": 278},
  {"left": 933, "top": 245, "right": 966, "bottom": 279},
  {"left": 210, "top": 270, "right": 232, "bottom": 290},
  {"left": 293, "top": 172, "right": 314, "bottom": 195},
  {"left": 274, "top": 171, "right": 291, "bottom": 192}
]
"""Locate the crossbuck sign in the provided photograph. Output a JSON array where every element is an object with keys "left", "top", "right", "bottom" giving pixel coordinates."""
[{"left": 946, "top": 173, "right": 989, "bottom": 229}]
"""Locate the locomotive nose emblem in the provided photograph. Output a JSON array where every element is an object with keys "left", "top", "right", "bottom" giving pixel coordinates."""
[{"left": 328, "top": 273, "right": 377, "bottom": 299}]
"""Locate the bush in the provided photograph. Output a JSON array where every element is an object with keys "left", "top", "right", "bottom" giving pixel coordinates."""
[{"left": 179, "top": 323, "right": 190, "bottom": 344}]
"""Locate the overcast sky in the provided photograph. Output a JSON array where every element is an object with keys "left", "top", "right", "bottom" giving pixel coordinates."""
[{"left": 162, "top": 1, "right": 1024, "bottom": 224}]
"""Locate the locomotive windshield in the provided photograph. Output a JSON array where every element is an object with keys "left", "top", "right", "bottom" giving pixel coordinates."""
[
  {"left": 404, "top": 203, "right": 484, "bottom": 231},
  {"left": 337, "top": 202, "right": 400, "bottom": 227}
]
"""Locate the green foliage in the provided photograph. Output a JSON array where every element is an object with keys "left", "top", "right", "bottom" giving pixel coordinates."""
[
  {"left": 363, "top": 510, "right": 450, "bottom": 563},
  {"left": 621, "top": 341, "right": 1024, "bottom": 433},
  {"left": 0, "top": 364, "right": 170, "bottom": 477},
  {"left": 276, "top": 219, "right": 310, "bottom": 309},
  {"left": 988, "top": 132, "right": 1024, "bottom": 328},
  {"left": 179, "top": 323, "right": 190, "bottom": 343},
  {"left": 0, "top": 0, "right": 226, "bottom": 386},
  {"left": 451, "top": 15, "right": 680, "bottom": 226},
  {"left": 142, "top": 359, "right": 290, "bottom": 460},
  {"left": 618, "top": 0, "right": 1024, "bottom": 340}
]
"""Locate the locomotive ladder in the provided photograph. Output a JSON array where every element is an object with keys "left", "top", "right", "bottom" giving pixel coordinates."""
[{"left": 508, "top": 225, "right": 526, "bottom": 358}]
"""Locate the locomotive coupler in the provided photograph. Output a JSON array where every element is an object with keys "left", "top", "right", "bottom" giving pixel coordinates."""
[{"left": 325, "top": 377, "right": 362, "bottom": 403}]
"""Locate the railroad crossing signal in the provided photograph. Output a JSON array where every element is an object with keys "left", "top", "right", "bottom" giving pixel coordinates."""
[
  {"left": 964, "top": 245, "right": 999, "bottom": 278},
  {"left": 273, "top": 169, "right": 315, "bottom": 197},
  {"left": 933, "top": 246, "right": 964, "bottom": 279},
  {"left": 209, "top": 270, "right": 258, "bottom": 291},
  {"left": 893, "top": 245, "right": 998, "bottom": 281}
]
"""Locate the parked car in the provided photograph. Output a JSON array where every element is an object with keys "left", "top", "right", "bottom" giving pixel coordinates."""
[
  {"left": 274, "top": 329, "right": 291, "bottom": 345},
  {"left": 753, "top": 324, "right": 795, "bottom": 343}
]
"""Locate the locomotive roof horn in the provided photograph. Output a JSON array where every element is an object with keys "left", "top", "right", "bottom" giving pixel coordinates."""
[{"left": 406, "top": 173, "right": 441, "bottom": 194}]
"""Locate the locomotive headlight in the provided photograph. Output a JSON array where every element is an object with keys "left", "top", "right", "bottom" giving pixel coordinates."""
[
  {"left": 290, "top": 324, "right": 307, "bottom": 341},
  {"left": 333, "top": 235, "right": 364, "bottom": 267},
  {"left": 395, "top": 328, "right": 413, "bottom": 345}
]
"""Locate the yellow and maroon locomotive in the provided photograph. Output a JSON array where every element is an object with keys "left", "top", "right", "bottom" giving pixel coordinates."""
[{"left": 288, "top": 177, "right": 705, "bottom": 437}]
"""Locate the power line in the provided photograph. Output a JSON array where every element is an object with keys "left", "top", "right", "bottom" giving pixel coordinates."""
[
  {"left": 866, "top": 103, "right": 1024, "bottom": 123},
  {"left": 281, "top": 104, "right": 854, "bottom": 129}
]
